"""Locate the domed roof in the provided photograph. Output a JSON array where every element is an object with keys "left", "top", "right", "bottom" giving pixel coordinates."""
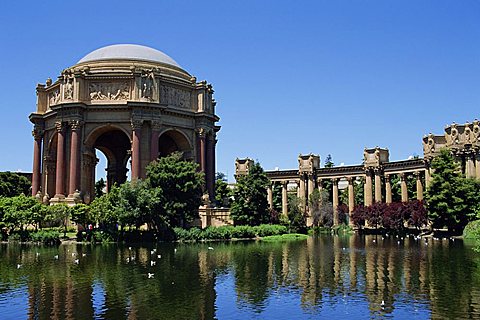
[{"left": 77, "top": 44, "right": 181, "bottom": 68}]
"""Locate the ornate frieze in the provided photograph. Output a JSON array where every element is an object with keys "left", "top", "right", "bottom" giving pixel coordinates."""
[
  {"left": 49, "top": 89, "right": 60, "bottom": 106},
  {"left": 89, "top": 82, "right": 130, "bottom": 101},
  {"left": 70, "top": 120, "right": 83, "bottom": 131},
  {"left": 160, "top": 85, "right": 191, "bottom": 109},
  {"left": 32, "top": 126, "right": 44, "bottom": 140},
  {"left": 131, "top": 119, "right": 143, "bottom": 130}
]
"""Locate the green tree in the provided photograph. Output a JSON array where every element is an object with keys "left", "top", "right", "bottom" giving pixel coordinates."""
[
  {"left": 95, "top": 178, "right": 106, "bottom": 198},
  {"left": 215, "top": 178, "right": 231, "bottom": 207},
  {"left": 47, "top": 204, "right": 70, "bottom": 237},
  {"left": 271, "top": 182, "right": 283, "bottom": 212},
  {"left": 0, "top": 195, "right": 38, "bottom": 231},
  {"left": 0, "top": 172, "right": 30, "bottom": 197},
  {"left": 425, "top": 149, "right": 480, "bottom": 233},
  {"left": 146, "top": 152, "right": 204, "bottom": 229},
  {"left": 70, "top": 203, "right": 92, "bottom": 229},
  {"left": 231, "top": 162, "right": 269, "bottom": 226},
  {"left": 89, "top": 188, "right": 119, "bottom": 227},
  {"left": 309, "top": 189, "right": 333, "bottom": 227},
  {"left": 287, "top": 194, "right": 307, "bottom": 232},
  {"left": 322, "top": 154, "right": 334, "bottom": 202}
]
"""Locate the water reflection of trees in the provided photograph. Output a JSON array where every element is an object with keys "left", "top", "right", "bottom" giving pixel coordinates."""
[{"left": 0, "top": 237, "right": 479, "bottom": 319}]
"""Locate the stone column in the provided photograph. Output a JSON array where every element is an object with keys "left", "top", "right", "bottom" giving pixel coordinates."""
[
  {"left": 466, "top": 152, "right": 475, "bottom": 178},
  {"left": 424, "top": 160, "right": 431, "bottom": 188},
  {"left": 364, "top": 170, "right": 373, "bottom": 206},
  {"left": 267, "top": 183, "right": 273, "bottom": 210},
  {"left": 374, "top": 168, "right": 382, "bottom": 203},
  {"left": 54, "top": 121, "right": 66, "bottom": 199},
  {"left": 385, "top": 174, "right": 392, "bottom": 204},
  {"left": 332, "top": 178, "right": 339, "bottom": 226},
  {"left": 415, "top": 171, "right": 423, "bottom": 200},
  {"left": 131, "top": 119, "right": 143, "bottom": 180},
  {"left": 206, "top": 132, "right": 216, "bottom": 200},
  {"left": 400, "top": 172, "right": 408, "bottom": 202},
  {"left": 476, "top": 153, "right": 480, "bottom": 180},
  {"left": 347, "top": 177, "right": 355, "bottom": 227},
  {"left": 68, "top": 120, "right": 82, "bottom": 197},
  {"left": 150, "top": 120, "right": 161, "bottom": 161},
  {"left": 317, "top": 178, "right": 323, "bottom": 192},
  {"left": 197, "top": 128, "right": 207, "bottom": 173},
  {"left": 282, "top": 181, "right": 288, "bottom": 217},
  {"left": 299, "top": 174, "right": 305, "bottom": 200},
  {"left": 307, "top": 173, "right": 315, "bottom": 198},
  {"left": 31, "top": 127, "right": 43, "bottom": 196}
]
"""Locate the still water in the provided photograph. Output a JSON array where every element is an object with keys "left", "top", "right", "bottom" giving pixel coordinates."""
[{"left": 0, "top": 235, "right": 479, "bottom": 319}]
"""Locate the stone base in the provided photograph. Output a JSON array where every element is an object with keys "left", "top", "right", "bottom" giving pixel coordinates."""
[
  {"left": 66, "top": 195, "right": 81, "bottom": 206},
  {"left": 49, "top": 194, "right": 66, "bottom": 205}
]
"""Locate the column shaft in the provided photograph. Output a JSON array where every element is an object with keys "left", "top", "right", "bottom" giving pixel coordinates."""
[
  {"left": 131, "top": 125, "right": 141, "bottom": 180},
  {"left": 348, "top": 177, "right": 355, "bottom": 227},
  {"left": 400, "top": 173, "right": 408, "bottom": 202},
  {"left": 307, "top": 174, "right": 314, "bottom": 198},
  {"left": 364, "top": 170, "right": 373, "bottom": 206},
  {"left": 54, "top": 123, "right": 65, "bottom": 197},
  {"left": 68, "top": 122, "right": 81, "bottom": 196},
  {"left": 374, "top": 170, "right": 382, "bottom": 202},
  {"left": 332, "top": 178, "right": 339, "bottom": 226},
  {"left": 32, "top": 135, "right": 42, "bottom": 196},
  {"left": 385, "top": 175, "right": 392, "bottom": 204},
  {"left": 415, "top": 172, "right": 423, "bottom": 200},
  {"left": 267, "top": 185, "right": 273, "bottom": 209},
  {"left": 282, "top": 181, "right": 288, "bottom": 216},
  {"left": 476, "top": 155, "right": 480, "bottom": 180}
]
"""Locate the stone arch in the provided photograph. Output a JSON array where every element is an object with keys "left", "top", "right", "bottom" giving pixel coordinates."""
[
  {"left": 83, "top": 125, "right": 132, "bottom": 195},
  {"left": 157, "top": 129, "right": 193, "bottom": 159}
]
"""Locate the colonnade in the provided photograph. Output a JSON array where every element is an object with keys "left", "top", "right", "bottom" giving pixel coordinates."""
[
  {"left": 31, "top": 119, "right": 217, "bottom": 204},
  {"left": 266, "top": 169, "right": 426, "bottom": 226}
]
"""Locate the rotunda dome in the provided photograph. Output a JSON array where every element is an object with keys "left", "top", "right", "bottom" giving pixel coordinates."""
[{"left": 77, "top": 44, "right": 181, "bottom": 68}]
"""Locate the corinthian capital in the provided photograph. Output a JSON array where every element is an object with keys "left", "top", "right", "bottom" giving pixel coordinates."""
[
  {"left": 55, "top": 121, "right": 65, "bottom": 132},
  {"left": 70, "top": 120, "right": 83, "bottom": 131},
  {"left": 196, "top": 127, "right": 207, "bottom": 138},
  {"left": 32, "top": 127, "right": 44, "bottom": 140},
  {"left": 131, "top": 119, "right": 143, "bottom": 130}
]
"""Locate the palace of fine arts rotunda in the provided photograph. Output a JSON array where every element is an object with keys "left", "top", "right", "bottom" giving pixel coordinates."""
[{"left": 29, "top": 44, "right": 220, "bottom": 205}]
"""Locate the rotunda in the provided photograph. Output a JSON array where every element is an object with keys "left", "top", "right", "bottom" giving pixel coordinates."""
[{"left": 29, "top": 44, "right": 219, "bottom": 204}]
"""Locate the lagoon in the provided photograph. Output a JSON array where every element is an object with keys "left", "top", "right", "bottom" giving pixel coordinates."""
[{"left": 1, "top": 235, "right": 479, "bottom": 319}]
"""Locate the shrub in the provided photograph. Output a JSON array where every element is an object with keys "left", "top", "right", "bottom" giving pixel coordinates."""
[
  {"left": 351, "top": 205, "right": 366, "bottom": 228},
  {"left": 30, "top": 230, "right": 61, "bottom": 245},
  {"left": 253, "top": 224, "right": 287, "bottom": 237}
]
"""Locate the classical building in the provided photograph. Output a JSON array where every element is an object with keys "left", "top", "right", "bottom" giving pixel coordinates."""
[
  {"left": 29, "top": 44, "right": 220, "bottom": 204},
  {"left": 235, "top": 120, "right": 479, "bottom": 227}
]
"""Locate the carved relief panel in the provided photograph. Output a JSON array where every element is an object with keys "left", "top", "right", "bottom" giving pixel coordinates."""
[
  {"left": 89, "top": 82, "right": 131, "bottom": 101},
  {"left": 160, "top": 85, "right": 191, "bottom": 109}
]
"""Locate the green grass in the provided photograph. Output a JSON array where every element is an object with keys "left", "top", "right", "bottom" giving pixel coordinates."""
[{"left": 260, "top": 233, "right": 309, "bottom": 241}]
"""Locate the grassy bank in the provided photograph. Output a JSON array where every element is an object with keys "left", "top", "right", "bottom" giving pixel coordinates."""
[{"left": 260, "top": 233, "right": 309, "bottom": 241}]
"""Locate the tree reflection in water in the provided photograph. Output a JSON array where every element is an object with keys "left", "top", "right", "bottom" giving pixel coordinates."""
[{"left": 0, "top": 235, "right": 479, "bottom": 319}]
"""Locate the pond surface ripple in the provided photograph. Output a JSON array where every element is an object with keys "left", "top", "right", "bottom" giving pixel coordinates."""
[{"left": 0, "top": 235, "right": 479, "bottom": 319}]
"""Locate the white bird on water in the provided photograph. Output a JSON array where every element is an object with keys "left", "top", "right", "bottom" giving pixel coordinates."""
[
  {"left": 17, "top": 264, "right": 22, "bottom": 269},
  {"left": 74, "top": 259, "right": 79, "bottom": 264},
  {"left": 151, "top": 261, "right": 156, "bottom": 266},
  {"left": 148, "top": 273, "right": 154, "bottom": 279},
  {"left": 208, "top": 247, "right": 214, "bottom": 250},
  {"left": 174, "top": 248, "right": 177, "bottom": 253},
  {"left": 157, "top": 254, "right": 162, "bottom": 259},
  {"left": 54, "top": 255, "right": 59, "bottom": 260}
]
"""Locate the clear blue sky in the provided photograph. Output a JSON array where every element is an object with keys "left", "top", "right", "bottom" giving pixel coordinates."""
[{"left": 0, "top": 1, "right": 479, "bottom": 182}]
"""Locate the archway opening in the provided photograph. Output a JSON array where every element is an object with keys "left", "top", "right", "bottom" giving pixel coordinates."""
[
  {"left": 157, "top": 130, "right": 192, "bottom": 160},
  {"left": 92, "top": 129, "right": 131, "bottom": 194}
]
